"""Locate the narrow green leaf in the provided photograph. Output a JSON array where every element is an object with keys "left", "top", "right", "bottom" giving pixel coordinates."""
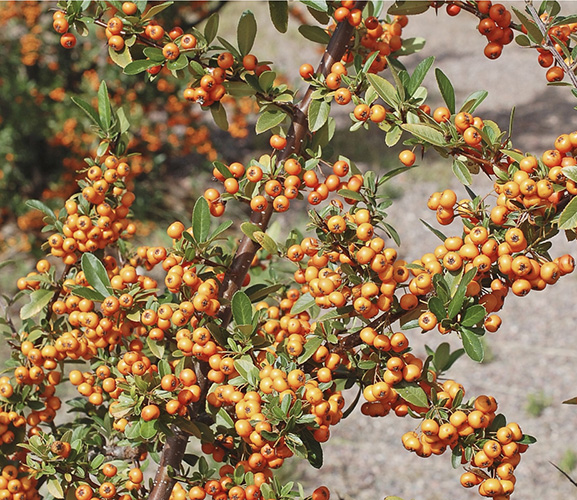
[
  {"left": 420, "top": 219, "right": 447, "bottom": 242},
  {"left": 81, "top": 253, "right": 112, "bottom": 297},
  {"left": 460, "top": 327, "right": 484, "bottom": 362},
  {"left": 433, "top": 342, "right": 450, "bottom": 372},
  {"left": 512, "top": 6, "right": 543, "bottom": 44},
  {"left": 269, "top": 0, "right": 288, "bottom": 33},
  {"left": 338, "top": 189, "right": 363, "bottom": 201},
  {"left": 142, "top": 1, "right": 173, "bottom": 21},
  {"left": 459, "top": 90, "right": 488, "bottom": 114},
  {"left": 255, "top": 109, "right": 287, "bottom": 134},
  {"left": 298, "top": 25, "right": 330, "bottom": 44},
  {"left": 253, "top": 231, "right": 278, "bottom": 255},
  {"left": 300, "top": 0, "right": 328, "bottom": 12},
  {"left": 20, "top": 289, "right": 53, "bottom": 320},
  {"left": 394, "top": 36, "right": 426, "bottom": 57},
  {"left": 301, "top": 429, "right": 323, "bottom": 468},
  {"left": 232, "top": 291, "right": 253, "bottom": 326},
  {"left": 387, "top": 1, "right": 430, "bottom": 15},
  {"left": 204, "top": 12, "right": 219, "bottom": 44},
  {"left": 192, "top": 197, "right": 211, "bottom": 243},
  {"left": 212, "top": 161, "right": 232, "bottom": 180},
  {"left": 309, "top": 99, "right": 331, "bottom": 133},
  {"left": 395, "top": 382, "right": 429, "bottom": 408},
  {"left": 367, "top": 73, "right": 398, "bottom": 108},
  {"left": 26, "top": 200, "right": 56, "bottom": 220},
  {"left": 428, "top": 297, "right": 446, "bottom": 322},
  {"left": 71, "top": 97, "right": 101, "bottom": 128},
  {"left": 447, "top": 267, "right": 477, "bottom": 319},
  {"left": 435, "top": 68, "right": 455, "bottom": 114},
  {"left": 210, "top": 102, "right": 229, "bottom": 131},
  {"left": 290, "top": 293, "right": 316, "bottom": 315},
  {"left": 558, "top": 196, "right": 577, "bottom": 230},
  {"left": 401, "top": 123, "right": 446, "bottom": 146},
  {"left": 68, "top": 285, "right": 106, "bottom": 302},
  {"left": 501, "top": 149, "right": 526, "bottom": 163},
  {"left": 452, "top": 159, "right": 472, "bottom": 186},
  {"left": 245, "top": 284, "right": 283, "bottom": 303},
  {"left": 234, "top": 356, "right": 259, "bottom": 386},
  {"left": 408, "top": 56, "right": 434, "bottom": 97},
  {"left": 98, "top": 81, "right": 112, "bottom": 132},
  {"left": 167, "top": 53, "right": 188, "bottom": 71},
  {"left": 297, "top": 336, "right": 323, "bottom": 364},
  {"left": 208, "top": 220, "right": 233, "bottom": 242},
  {"left": 238, "top": 10, "right": 257, "bottom": 56}
]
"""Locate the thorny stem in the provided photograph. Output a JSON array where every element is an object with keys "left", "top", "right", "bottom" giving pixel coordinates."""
[
  {"left": 525, "top": 0, "right": 577, "bottom": 88},
  {"left": 147, "top": 7, "right": 366, "bottom": 500}
]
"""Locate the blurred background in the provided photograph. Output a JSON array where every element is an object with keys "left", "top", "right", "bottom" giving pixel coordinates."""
[{"left": 1, "top": 1, "right": 577, "bottom": 499}]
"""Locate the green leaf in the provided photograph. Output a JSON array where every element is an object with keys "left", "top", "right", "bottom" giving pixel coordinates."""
[
  {"left": 167, "top": 53, "right": 189, "bottom": 71},
  {"left": 428, "top": 297, "right": 446, "bottom": 322},
  {"left": 461, "top": 304, "right": 486, "bottom": 328},
  {"left": 558, "top": 196, "right": 577, "bottom": 230},
  {"left": 209, "top": 220, "right": 233, "bottom": 242},
  {"left": 433, "top": 342, "right": 450, "bottom": 372},
  {"left": 460, "top": 327, "right": 484, "bottom": 362},
  {"left": 192, "top": 196, "right": 211, "bottom": 243},
  {"left": 297, "top": 336, "right": 323, "bottom": 364},
  {"left": 459, "top": 90, "right": 488, "bottom": 114},
  {"left": 420, "top": 219, "right": 447, "bottom": 242},
  {"left": 367, "top": 73, "right": 398, "bottom": 108},
  {"left": 269, "top": 0, "right": 288, "bottom": 33},
  {"left": 68, "top": 285, "right": 106, "bottom": 302},
  {"left": 71, "top": 97, "right": 101, "bottom": 128},
  {"left": 512, "top": 6, "right": 543, "bottom": 44},
  {"left": 515, "top": 34, "right": 531, "bottom": 47},
  {"left": 401, "top": 123, "right": 446, "bottom": 147},
  {"left": 301, "top": 0, "right": 328, "bottom": 12},
  {"left": 518, "top": 434, "right": 537, "bottom": 445},
  {"left": 240, "top": 222, "right": 260, "bottom": 240},
  {"left": 232, "top": 291, "right": 253, "bottom": 326},
  {"left": 435, "top": 68, "right": 455, "bottom": 114},
  {"left": 204, "top": 12, "right": 219, "bottom": 44},
  {"left": 253, "top": 231, "right": 278, "bottom": 255},
  {"left": 309, "top": 99, "right": 331, "bottom": 133},
  {"left": 452, "top": 159, "right": 472, "bottom": 186},
  {"left": 298, "top": 25, "right": 330, "bottom": 44},
  {"left": 258, "top": 71, "right": 276, "bottom": 92},
  {"left": 408, "top": 56, "right": 434, "bottom": 97},
  {"left": 238, "top": 10, "right": 257, "bottom": 56},
  {"left": 338, "top": 189, "right": 364, "bottom": 201},
  {"left": 234, "top": 356, "right": 259, "bottom": 386},
  {"left": 394, "top": 37, "right": 426, "bottom": 57},
  {"left": 47, "top": 480, "right": 64, "bottom": 499},
  {"left": 255, "top": 109, "right": 287, "bottom": 134},
  {"left": 385, "top": 126, "right": 403, "bottom": 146},
  {"left": 81, "top": 253, "right": 112, "bottom": 298},
  {"left": 210, "top": 102, "right": 229, "bottom": 131},
  {"left": 142, "top": 1, "right": 173, "bottom": 21},
  {"left": 108, "top": 44, "right": 132, "bottom": 69},
  {"left": 20, "top": 289, "right": 52, "bottom": 320},
  {"left": 290, "top": 293, "right": 316, "bottom": 315},
  {"left": 501, "top": 149, "right": 526, "bottom": 163},
  {"left": 395, "top": 382, "right": 429, "bottom": 408},
  {"left": 387, "top": 1, "right": 430, "bottom": 15},
  {"left": 447, "top": 267, "right": 476, "bottom": 319},
  {"left": 301, "top": 428, "right": 323, "bottom": 468},
  {"left": 98, "top": 81, "right": 112, "bottom": 133},
  {"left": 143, "top": 47, "right": 165, "bottom": 62},
  {"left": 245, "top": 284, "right": 283, "bottom": 303},
  {"left": 147, "top": 337, "right": 165, "bottom": 359},
  {"left": 26, "top": 199, "right": 56, "bottom": 220},
  {"left": 140, "top": 420, "right": 157, "bottom": 440}
]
